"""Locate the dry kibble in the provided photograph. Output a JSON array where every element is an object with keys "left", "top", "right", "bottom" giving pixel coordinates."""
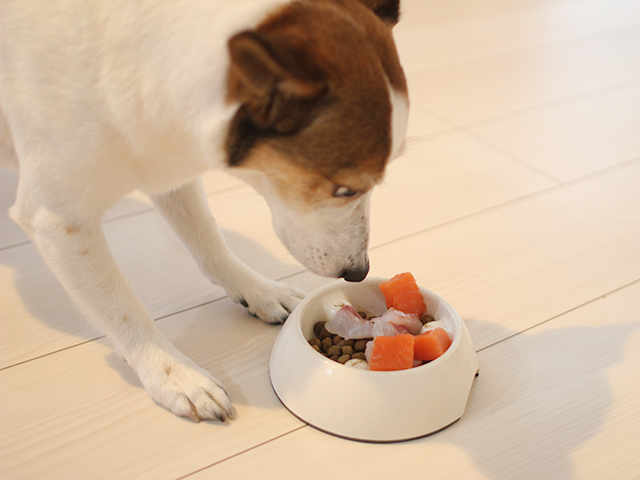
[
  {"left": 310, "top": 317, "right": 374, "bottom": 366},
  {"left": 421, "top": 314, "right": 436, "bottom": 325},
  {"left": 326, "top": 345, "right": 342, "bottom": 357},
  {"left": 319, "top": 326, "right": 332, "bottom": 340},
  {"left": 354, "top": 339, "right": 368, "bottom": 352},
  {"left": 312, "top": 329, "right": 368, "bottom": 362},
  {"left": 313, "top": 321, "right": 326, "bottom": 337},
  {"left": 337, "top": 354, "right": 351, "bottom": 364}
]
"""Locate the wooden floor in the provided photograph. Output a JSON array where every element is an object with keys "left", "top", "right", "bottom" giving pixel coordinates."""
[{"left": 2, "top": 0, "right": 640, "bottom": 478}]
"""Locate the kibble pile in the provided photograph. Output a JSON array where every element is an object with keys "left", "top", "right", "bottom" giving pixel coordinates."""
[{"left": 308, "top": 321, "right": 369, "bottom": 364}]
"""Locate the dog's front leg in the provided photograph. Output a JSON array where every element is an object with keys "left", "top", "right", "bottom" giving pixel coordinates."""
[
  {"left": 151, "top": 179, "right": 306, "bottom": 324},
  {"left": 13, "top": 204, "right": 232, "bottom": 422}
]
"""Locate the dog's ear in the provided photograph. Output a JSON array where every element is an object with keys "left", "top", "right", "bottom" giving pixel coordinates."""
[
  {"left": 227, "top": 31, "right": 328, "bottom": 134},
  {"left": 357, "top": 0, "right": 400, "bottom": 26}
]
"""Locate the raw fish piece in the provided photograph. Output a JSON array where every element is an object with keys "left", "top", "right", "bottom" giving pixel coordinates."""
[
  {"left": 368, "top": 334, "right": 416, "bottom": 371},
  {"left": 364, "top": 339, "right": 374, "bottom": 364},
  {"left": 413, "top": 327, "right": 452, "bottom": 361},
  {"left": 379, "top": 272, "right": 427, "bottom": 316},
  {"left": 325, "top": 306, "right": 422, "bottom": 340},
  {"left": 325, "top": 305, "right": 374, "bottom": 339},
  {"left": 371, "top": 308, "right": 422, "bottom": 337}
]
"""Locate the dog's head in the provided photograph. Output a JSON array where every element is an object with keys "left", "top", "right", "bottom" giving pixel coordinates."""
[{"left": 224, "top": 0, "right": 407, "bottom": 282}]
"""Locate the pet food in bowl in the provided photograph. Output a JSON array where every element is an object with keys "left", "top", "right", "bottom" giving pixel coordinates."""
[
  {"left": 269, "top": 275, "right": 479, "bottom": 442},
  {"left": 308, "top": 273, "right": 454, "bottom": 371}
]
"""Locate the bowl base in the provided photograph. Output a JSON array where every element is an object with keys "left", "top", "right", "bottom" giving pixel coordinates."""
[{"left": 271, "top": 378, "right": 464, "bottom": 443}]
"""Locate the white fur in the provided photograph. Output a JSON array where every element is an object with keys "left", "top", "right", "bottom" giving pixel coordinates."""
[
  {"left": 270, "top": 194, "right": 371, "bottom": 279},
  {"left": 254, "top": 86, "right": 407, "bottom": 278},
  {"left": 229, "top": 85, "right": 409, "bottom": 280},
  {"left": 389, "top": 85, "right": 410, "bottom": 161},
  {"left": 0, "top": 0, "right": 301, "bottom": 422},
  {"left": 0, "top": 0, "right": 405, "bottom": 421},
  {"left": 233, "top": 166, "right": 372, "bottom": 278}
]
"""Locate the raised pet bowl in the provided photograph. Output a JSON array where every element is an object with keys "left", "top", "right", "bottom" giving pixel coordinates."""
[{"left": 269, "top": 277, "right": 479, "bottom": 442}]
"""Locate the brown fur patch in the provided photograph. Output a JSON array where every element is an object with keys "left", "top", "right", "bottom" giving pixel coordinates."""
[
  {"left": 65, "top": 225, "right": 80, "bottom": 235},
  {"left": 237, "top": 143, "right": 382, "bottom": 213},
  {"left": 225, "top": 0, "right": 407, "bottom": 176}
]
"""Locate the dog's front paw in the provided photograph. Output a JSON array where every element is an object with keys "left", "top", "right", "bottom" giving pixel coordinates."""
[
  {"left": 132, "top": 345, "right": 233, "bottom": 422},
  {"left": 231, "top": 278, "right": 306, "bottom": 324}
]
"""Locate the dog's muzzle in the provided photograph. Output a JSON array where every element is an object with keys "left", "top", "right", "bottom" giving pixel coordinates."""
[{"left": 339, "top": 259, "right": 370, "bottom": 282}]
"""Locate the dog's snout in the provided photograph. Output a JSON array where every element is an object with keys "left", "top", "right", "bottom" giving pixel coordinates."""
[{"left": 340, "top": 262, "right": 370, "bottom": 283}]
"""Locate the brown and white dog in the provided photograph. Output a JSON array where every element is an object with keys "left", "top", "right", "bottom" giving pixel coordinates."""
[{"left": 0, "top": 0, "right": 408, "bottom": 421}]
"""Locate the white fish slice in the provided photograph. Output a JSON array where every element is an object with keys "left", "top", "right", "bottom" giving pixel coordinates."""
[
  {"left": 372, "top": 308, "right": 422, "bottom": 336},
  {"left": 325, "top": 305, "right": 374, "bottom": 339}
]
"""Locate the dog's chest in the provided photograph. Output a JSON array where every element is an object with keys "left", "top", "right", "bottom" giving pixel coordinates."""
[{"left": 121, "top": 129, "right": 210, "bottom": 195}]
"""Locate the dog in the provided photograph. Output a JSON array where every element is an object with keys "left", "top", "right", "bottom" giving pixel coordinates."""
[{"left": 0, "top": 0, "right": 408, "bottom": 421}]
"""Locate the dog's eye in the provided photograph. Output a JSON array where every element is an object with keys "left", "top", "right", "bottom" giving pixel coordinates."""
[{"left": 333, "top": 185, "right": 358, "bottom": 198}]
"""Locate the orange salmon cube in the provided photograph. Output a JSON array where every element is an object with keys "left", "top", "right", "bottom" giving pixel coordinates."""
[
  {"left": 413, "top": 328, "right": 452, "bottom": 362},
  {"left": 368, "top": 334, "right": 415, "bottom": 371},
  {"left": 379, "top": 272, "right": 426, "bottom": 317}
]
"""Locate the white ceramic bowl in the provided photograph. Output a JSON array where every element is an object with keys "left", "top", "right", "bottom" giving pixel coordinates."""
[{"left": 269, "top": 278, "right": 479, "bottom": 442}]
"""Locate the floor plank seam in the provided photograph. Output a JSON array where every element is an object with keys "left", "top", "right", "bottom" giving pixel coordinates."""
[
  {"left": 174, "top": 425, "right": 307, "bottom": 479},
  {"left": 0, "top": 239, "right": 31, "bottom": 252},
  {"left": 0, "top": 337, "right": 104, "bottom": 372},
  {"left": 457, "top": 129, "right": 562, "bottom": 183},
  {"left": 371, "top": 154, "right": 640, "bottom": 252},
  {"left": 0, "top": 184, "right": 248, "bottom": 251},
  {"left": 0, "top": 295, "right": 231, "bottom": 372},
  {"left": 476, "top": 276, "right": 640, "bottom": 354},
  {"left": 406, "top": 105, "right": 563, "bottom": 183},
  {"left": 411, "top": 77, "right": 640, "bottom": 139},
  {"left": 406, "top": 22, "right": 640, "bottom": 77},
  {"left": 101, "top": 207, "right": 156, "bottom": 225}
]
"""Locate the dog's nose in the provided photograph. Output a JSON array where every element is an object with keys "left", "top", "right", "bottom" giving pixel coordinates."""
[{"left": 340, "top": 262, "right": 370, "bottom": 283}]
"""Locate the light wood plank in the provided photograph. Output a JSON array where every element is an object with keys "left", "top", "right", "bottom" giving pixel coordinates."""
[
  {"left": 100, "top": 169, "right": 246, "bottom": 224},
  {"left": 0, "top": 167, "right": 245, "bottom": 251},
  {"left": 407, "top": 27, "right": 640, "bottom": 127},
  {"left": 396, "top": 0, "right": 640, "bottom": 73},
  {"left": 469, "top": 85, "right": 640, "bottom": 182},
  {"left": 187, "top": 280, "right": 640, "bottom": 480},
  {"left": 372, "top": 111, "right": 554, "bottom": 246},
  {"left": 0, "top": 300, "right": 304, "bottom": 480},
  {"left": 367, "top": 160, "right": 640, "bottom": 350}
]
